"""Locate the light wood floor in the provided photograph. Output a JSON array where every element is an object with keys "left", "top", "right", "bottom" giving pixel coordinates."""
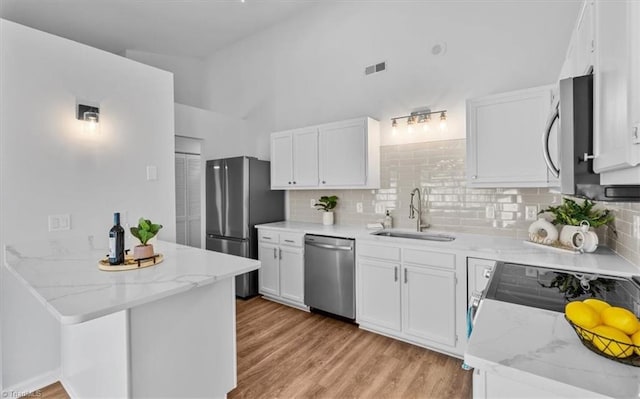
[{"left": 32, "top": 297, "right": 472, "bottom": 399}]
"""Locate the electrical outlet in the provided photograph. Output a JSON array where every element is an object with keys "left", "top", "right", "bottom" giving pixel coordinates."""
[
  {"left": 356, "top": 202, "right": 363, "bottom": 213},
  {"left": 48, "top": 214, "right": 71, "bottom": 231},
  {"left": 525, "top": 205, "right": 538, "bottom": 221},
  {"left": 525, "top": 267, "right": 538, "bottom": 278},
  {"left": 146, "top": 165, "right": 157, "bottom": 181},
  {"left": 375, "top": 203, "right": 385, "bottom": 214},
  {"left": 310, "top": 199, "right": 316, "bottom": 208},
  {"left": 485, "top": 205, "right": 495, "bottom": 219}
]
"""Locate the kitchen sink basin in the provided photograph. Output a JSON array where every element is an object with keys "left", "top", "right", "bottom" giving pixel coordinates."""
[{"left": 371, "top": 230, "right": 456, "bottom": 242}]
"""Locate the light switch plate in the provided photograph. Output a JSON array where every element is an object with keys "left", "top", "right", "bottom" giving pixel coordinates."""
[
  {"left": 310, "top": 199, "right": 316, "bottom": 208},
  {"left": 146, "top": 165, "right": 157, "bottom": 181},
  {"left": 485, "top": 205, "right": 495, "bottom": 219},
  {"left": 356, "top": 202, "right": 363, "bottom": 213},
  {"left": 374, "top": 203, "right": 385, "bottom": 214}
]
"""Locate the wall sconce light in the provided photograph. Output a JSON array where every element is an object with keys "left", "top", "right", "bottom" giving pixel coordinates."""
[
  {"left": 77, "top": 104, "right": 100, "bottom": 134},
  {"left": 390, "top": 109, "right": 447, "bottom": 133}
]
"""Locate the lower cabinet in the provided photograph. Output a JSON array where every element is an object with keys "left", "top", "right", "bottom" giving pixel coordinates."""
[
  {"left": 357, "top": 241, "right": 462, "bottom": 356},
  {"left": 257, "top": 229, "right": 306, "bottom": 310}
]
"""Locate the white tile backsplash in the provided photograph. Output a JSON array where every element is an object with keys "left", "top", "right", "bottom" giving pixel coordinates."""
[{"left": 288, "top": 139, "right": 640, "bottom": 267}]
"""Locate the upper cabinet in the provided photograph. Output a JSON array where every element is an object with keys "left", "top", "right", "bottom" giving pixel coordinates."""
[
  {"left": 270, "top": 117, "right": 380, "bottom": 190},
  {"left": 271, "top": 127, "right": 318, "bottom": 188},
  {"left": 466, "top": 85, "right": 556, "bottom": 187},
  {"left": 592, "top": 0, "right": 640, "bottom": 183},
  {"left": 559, "top": 1, "right": 595, "bottom": 80}
]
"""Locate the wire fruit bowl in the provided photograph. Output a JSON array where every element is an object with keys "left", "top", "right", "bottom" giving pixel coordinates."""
[{"left": 565, "top": 316, "right": 640, "bottom": 367}]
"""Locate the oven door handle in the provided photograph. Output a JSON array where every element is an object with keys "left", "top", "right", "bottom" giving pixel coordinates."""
[{"left": 305, "top": 242, "right": 353, "bottom": 251}]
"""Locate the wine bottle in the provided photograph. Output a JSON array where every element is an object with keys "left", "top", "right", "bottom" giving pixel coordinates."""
[{"left": 108, "top": 212, "right": 125, "bottom": 265}]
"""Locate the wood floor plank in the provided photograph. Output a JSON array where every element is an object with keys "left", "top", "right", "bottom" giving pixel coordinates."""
[{"left": 230, "top": 297, "right": 472, "bottom": 399}]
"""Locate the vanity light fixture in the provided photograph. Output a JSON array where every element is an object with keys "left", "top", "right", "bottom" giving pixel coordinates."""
[
  {"left": 77, "top": 104, "right": 100, "bottom": 134},
  {"left": 390, "top": 109, "right": 447, "bottom": 133},
  {"left": 391, "top": 118, "right": 398, "bottom": 135}
]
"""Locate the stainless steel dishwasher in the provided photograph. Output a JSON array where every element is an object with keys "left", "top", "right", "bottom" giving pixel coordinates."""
[{"left": 304, "top": 234, "right": 355, "bottom": 319}]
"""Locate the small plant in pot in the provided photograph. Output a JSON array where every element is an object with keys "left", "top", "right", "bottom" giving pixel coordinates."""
[
  {"left": 315, "top": 195, "right": 338, "bottom": 225},
  {"left": 538, "top": 197, "right": 616, "bottom": 247},
  {"left": 130, "top": 218, "right": 163, "bottom": 259}
]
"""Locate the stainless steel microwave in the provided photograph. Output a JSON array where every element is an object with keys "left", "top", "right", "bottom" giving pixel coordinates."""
[{"left": 543, "top": 74, "right": 640, "bottom": 201}]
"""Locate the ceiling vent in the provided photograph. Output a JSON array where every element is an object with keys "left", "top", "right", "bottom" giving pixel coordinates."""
[{"left": 365, "top": 61, "right": 386, "bottom": 75}]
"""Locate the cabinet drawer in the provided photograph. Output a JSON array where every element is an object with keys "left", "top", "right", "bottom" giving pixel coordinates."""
[
  {"left": 258, "top": 230, "right": 279, "bottom": 243},
  {"left": 280, "top": 232, "right": 303, "bottom": 247},
  {"left": 403, "top": 249, "right": 455, "bottom": 270},
  {"left": 357, "top": 243, "right": 401, "bottom": 261}
]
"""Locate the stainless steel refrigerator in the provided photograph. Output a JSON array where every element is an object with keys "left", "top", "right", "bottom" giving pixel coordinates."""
[{"left": 206, "top": 156, "right": 284, "bottom": 298}]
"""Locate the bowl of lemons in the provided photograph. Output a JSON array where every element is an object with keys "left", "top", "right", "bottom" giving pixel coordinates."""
[{"left": 565, "top": 298, "right": 640, "bottom": 366}]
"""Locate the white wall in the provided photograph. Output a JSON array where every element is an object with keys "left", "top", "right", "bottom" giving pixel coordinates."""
[
  {"left": 0, "top": 19, "right": 176, "bottom": 391},
  {"left": 202, "top": 1, "right": 580, "bottom": 158},
  {"left": 125, "top": 49, "right": 205, "bottom": 109}
]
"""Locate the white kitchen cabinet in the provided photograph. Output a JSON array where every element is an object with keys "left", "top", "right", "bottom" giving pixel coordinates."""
[
  {"left": 357, "top": 241, "right": 463, "bottom": 356},
  {"left": 357, "top": 259, "right": 401, "bottom": 331},
  {"left": 257, "top": 229, "right": 307, "bottom": 310},
  {"left": 466, "top": 258, "right": 496, "bottom": 303},
  {"left": 270, "top": 128, "right": 318, "bottom": 188},
  {"left": 466, "top": 85, "right": 555, "bottom": 187},
  {"left": 402, "top": 265, "right": 456, "bottom": 347},
  {"left": 270, "top": 117, "right": 380, "bottom": 190},
  {"left": 258, "top": 242, "right": 280, "bottom": 296},
  {"left": 593, "top": 0, "right": 640, "bottom": 182},
  {"left": 472, "top": 369, "right": 607, "bottom": 399}
]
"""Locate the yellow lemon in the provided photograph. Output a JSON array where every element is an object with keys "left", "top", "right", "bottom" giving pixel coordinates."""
[
  {"left": 583, "top": 298, "right": 611, "bottom": 314},
  {"left": 565, "top": 301, "right": 601, "bottom": 329},
  {"left": 631, "top": 330, "right": 640, "bottom": 356},
  {"left": 591, "top": 325, "right": 634, "bottom": 358},
  {"left": 601, "top": 307, "right": 640, "bottom": 335}
]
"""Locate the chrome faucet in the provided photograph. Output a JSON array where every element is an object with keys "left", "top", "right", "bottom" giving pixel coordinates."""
[{"left": 409, "top": 187, "right": 430, "bottom": 232}]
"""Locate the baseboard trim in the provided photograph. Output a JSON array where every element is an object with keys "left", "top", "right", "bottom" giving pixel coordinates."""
[{"left": 1, "top": 369, "right": 60, "bottom": 397}]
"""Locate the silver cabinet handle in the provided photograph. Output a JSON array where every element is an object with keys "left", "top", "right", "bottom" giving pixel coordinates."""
[
  {"left": 284, "top": 239, "right": 295, "bottom": 243},
  {"left": 279, "top": 248, "right": 282, "bottom": 260},
  {"left": 394, "top": 266, "right": 398, "bottom": 282},
  {"left": 483, "top": 268, "right": 492, "bottom": 279},
  {"left": 263, "top": 236, "right": 272, "bottom": 240},
  {"left": 404, "top": 268, "right": 408, "bottom": 283},
  {"left": 273, "top": 248, "right": 277, "bottom": 259}
]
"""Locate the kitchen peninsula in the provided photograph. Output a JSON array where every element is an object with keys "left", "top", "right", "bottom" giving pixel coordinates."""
[{"left": 4, "top": 239, "right": 260, "bottom": 398}]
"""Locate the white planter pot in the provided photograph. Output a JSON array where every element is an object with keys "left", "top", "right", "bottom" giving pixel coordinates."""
[
  {"left": 559, "top": 225, "right": 581, "bottom": 247},
  {"left": 322, "top": 212, "right": 334, "bottom": 225}
]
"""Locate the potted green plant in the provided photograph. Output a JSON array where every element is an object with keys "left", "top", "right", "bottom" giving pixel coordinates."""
[
  {"left": 315, "top": 195, "right": 338, "bottom": 225},
  {"left": 130, "top": 217, "right": 163, "bottom": 259},
  {"left": 538, "top": 197, "right": 615, "bottom": 247}
]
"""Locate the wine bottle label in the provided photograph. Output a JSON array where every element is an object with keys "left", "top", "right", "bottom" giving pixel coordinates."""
[{"left": 109, "top": 236, "right": 116, "bottom": 259}]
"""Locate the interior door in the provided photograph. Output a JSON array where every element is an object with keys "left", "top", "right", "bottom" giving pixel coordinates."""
[
  {"left": 175, "top": 153, "right": 187, "bottom": 245},
  {"left": 186, "top": 154, "right": 201, "bottom": 248}
]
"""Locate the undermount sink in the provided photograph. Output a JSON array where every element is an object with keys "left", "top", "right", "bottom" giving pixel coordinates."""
[{"left": 371, "top": 230, "right": 456, "bottom": 242}]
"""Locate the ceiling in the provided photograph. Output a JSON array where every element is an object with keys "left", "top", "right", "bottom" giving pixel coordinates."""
[{"left": 0, "top": 0, "right": 316, "bottom": 58}]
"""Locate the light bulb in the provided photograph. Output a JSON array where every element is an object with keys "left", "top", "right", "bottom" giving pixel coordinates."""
[
  {"left": 439, "top": 112, "right": 447, "bottom": 132},
  {"left": 83, "top": 111, "right": 100, "bottom": 134},
  {"left": 391, "top": 119, "right": 398, "bottom": 135}
]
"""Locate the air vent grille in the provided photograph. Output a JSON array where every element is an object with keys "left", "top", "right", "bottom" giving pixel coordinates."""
[{"left": 365, "top": 61, "right": 386, "bottom": 75}]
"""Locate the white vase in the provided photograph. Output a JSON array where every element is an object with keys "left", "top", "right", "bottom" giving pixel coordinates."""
[
  {"left": 322, "top": 212, "right": 334, "bottom": 226},
  {"left": 559, "top": 225, "right": 582, "bottom": 247}
]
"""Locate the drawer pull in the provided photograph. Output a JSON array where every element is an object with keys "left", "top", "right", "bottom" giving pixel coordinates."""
[{"left": 284, "top": 239, "right": 295, "bottom": 243}]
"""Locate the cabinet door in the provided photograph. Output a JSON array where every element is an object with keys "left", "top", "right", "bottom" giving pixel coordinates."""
[
  {"left": 357, "top": 259, "right": 401, "bottom": 331},
  {"left": 466, "top": 86, "right": 553, "bottom": 187},
  {"left": 594, "top": 0, "right": 640, "bottom": 176},
  {"left": 292, "top": 128, "right": 319, "bottom": 187},
  {"left": 279, "top": 246, "right": 304, "bottom": 303},
  {"left": 575, "top": 0, "right": 594, "bottom": 75},
  {"left": 402, "top": 265, "right": 456, "bottom": 347},
  {"left": 258, "top": 242, "right": 279, "bottom": 296},
  {"left": 319, "top": 119, "right": 367, "bottom": 186},
  {"left": 271, "top": 132, "right": 293, "bottom": 188}
]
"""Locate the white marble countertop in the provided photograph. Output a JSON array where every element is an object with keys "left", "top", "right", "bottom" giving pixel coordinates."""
[
  {"left": 256, "top": 221, "right": 640, "bottom": 277},
  {"left": 465, "top": 299, "right": 640, "bottom": 398},
  {"left": 4, "top": 239, "right": 260, "bottom": 325}
]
